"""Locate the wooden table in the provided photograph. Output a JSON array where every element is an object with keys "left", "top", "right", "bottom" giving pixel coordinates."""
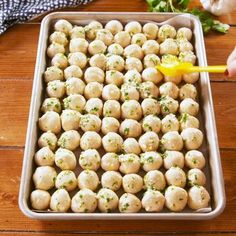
[{"left": 0, "top": 0, "right": 236, "bottom": 235}]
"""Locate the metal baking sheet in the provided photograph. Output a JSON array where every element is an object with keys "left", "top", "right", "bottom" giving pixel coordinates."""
[{"left": 19, "top": 12, "right": 225, "bottom": 220}]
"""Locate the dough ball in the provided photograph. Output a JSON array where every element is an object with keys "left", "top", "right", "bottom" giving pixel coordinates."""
[
  {"left": 49, "top": 31, "right": 68, "bottom": 46},
  {"left": 64, "top": 65, "right": 83, "bottom": 79},
  {"left": 80, "top": 131, "right": 102, "bottom": 150},
  {"left": 47, "top": 42, "right": 65, "bottom": 58},
  {"left": 85, "top": 98, "right": 103, "bottom": 117},
  {"left": 119, "top": 193, "right": 141, "bottom": 213},
  {"left": 165, "top": 167, "right": 186, "bottom": 188},
  {"left": 158, "top": 24, "right": 176, "bottom": 42},
  {"left": 144, "top": 170, "right": 166, "bottom": 191},
  {"left": 125, "top": 57, "right": 143, "bottom": 72},
  {"left": 159, "top": 82, "right": 179, "bottom": 99},
  {"left": 50, "top": 189, "right": 71, "bottom": 212},
  {"left": 51, "top": 53, "right": 68, "bottom": 69},
  {"left": 54, "top": 19, "right": 73, "bottom": 36},
  {"left": 84, "top": 66, "right": 105, "bottom": 83},
  {"left": 61, "top": 109, "right": 81, "bottom": 131},
  {"left": 142, "top": 40, "right": 159, "bottom": 55},
  {"left": 142, "top": 67, "right": 163, "bottom": 84},
  {"left": 143, "top": 54, "right": 161, "bottom": 68},
  {"left": 103, "top": 100, "right": 121, "bottom": 119},
  {"left": 105, "top": 20, "right": 123, "bottom": 35},
  {"left": 124, "top": 44, "right": 143, "bottom": 59},
  {"left": 140, "top": 81, "right": 159, "bottom": 99},
  {"left": 69, "top": 38, "right": 89, "bottom": 54},
  {"left": 119, "top": 153, "right": 140, "bottom": 174},
  {"left": 102, "top": 132, "right": 123, "bottom": 153},
  {"left": 38, "top": 131, "right": 58, "bottom": 151},
  {"left": 179, "top": 84, "right": 197, "bottom": 100},
  {"left": 165, "top": 186, "right": 187, "bottom": 212},
  {"left": 142, "top": 114, "right": 161, "bottom": 133},
  {"left": 140, "top": 151, "right": 163, "bottom": 172},
  {"left": 143, "top": 22, "right": 159, "bottom": 39},
  {"left": 46, "top": 80, "right": 65, "bottom": 98},
  {"left": 101, "top": 153, "right": 120, "bottom": 171},
  {"left": 142, "top": 190, "right": 165, "bottom": 212},
  {"left": 30, "top": 190, "right": 51, "bottom": 210},
  {"left": 179, "top": 98, "right": 199, "bottom": 116},
  {"left": 101, "top": 117, "right": 120, "bottom": 134},
  {"left": 88, "top": 40, "right": 107, "bottom": 55},
  {"left": 34, "top": 146, "right": 55, "bottom": 166},
  {"left": 38, "top": 111, "right": 61, "bottom": 134},
  {"left": 105, "top": 70, "right": 124, "bottom": 86},
  {"left": 177, "top": 38, "right": 193, "bottom": 53},
  {"left": 79, "top": 149, "right": 101, "bottom": 171},
  {"left": 68, "top": 52, "right": 87, "bottom": 69},
  {"left": 120, "top": 83, "right": 140, "bottom": 101},
  {"left": 161, "top": 114, "right": 179, "bottom": 133},
  {"left": 185, "top": 150, "right": 206, "bottom": 169},
  {"left": 101, "top": 171, "right": 122, "bottom": 191},
  {"left": 123, "top": 138, "right": 141, "bottom": 155},
  {"left": 71, "top": 189, "right": 97, "bottom": 213},
  {"left": 161, "top": 131, "right": 183, "bottom": 151},
  {"left": 84, "top": 82, "right": 103, "bottom": 99},
  {"left": 183, "top": 72, "right": 200, "bottom": 84},
  {"left": 124, "top": 69, "right": 142, "bottom": 85},
  {"left": 58, "top": 130, "right": 80, "bottom": 151},
  {"left": 63, "top": 94, "right": 86, "bottom": 112},
  {"left": 179, "top": 113, "right": 200, "bottom": 131},
  {"left": 44, "top": 66, "right": 63, "bottom": 82},
  {"left": 33, "top": 166, "right": 57, "bottom": 190},
  {"left": 179, "top": 51, "right": 197, "bottom": 65},
  {"left": 181, "top": 128, "right": 203, "bottom": 150},
  {"left": 188, "top": 186, "right": 210, "bottom": 210},
  {"left": 106, "top": 55, "right": 125, "bottom": 71},
  {"left": 160, "top": 38, "right": 179, "bottom": 55},
  {"left": 78, "top": 170, "right": 99, "bottom": 191},
  {"left": 141, "top": 98, "right": 160, "bottom": 116},
  {"left": 65, "top": 77, "right": 85, "bottom": 95},
  {"left": 114, "top": 31, "right": 131, "bottom": 48},
  {"left": 164, "top": 75, "right": 182, "bottom": 85},
  {"left": 121, "top": 100, "right": 142, "bottom": 120},
  {"left": 131, "top": 33, "right": 147, "bottom": 46},
  {"left": 80, "top": 114, "right": 102, "bottom": 132},
  {"left": 55, "top": 148, "right": 77, "bottom": 170},
  {"left": 89, "top": 53, "right": 107, "bottom": 70},
  {"left": 125, "top": 21, "right": 142, "bottom": 35},
  {"left": 163, "top": 150, "right": 184, "bottom": 169},
  {"left": 177, "top": 27, "right": 192, "bottom": 41},
  {"left": 97, "top": 188, "right": 119, "bottom": 212},
  {"left": 96, "top": 29, "right": 113, "bottom": 46},
  {"left": 122, "top": 173, "right": 143, "bottom": 194},
  {"left": 41, "top": 98, "right": 61, "bottom": 113},
  {"left": 138, "top": 131, "right": 159, "bottom": 152},
  {"left": 85, "top": 21, "right": 103, "bottom": 40},
  {"left": 55, "top": 170, "right": 77, "bottom": 191},
  {"left": 159, "top": 95, "right": 179, "bottom": 115},
  {"left": 119, "top": 119, "right": 142, "bottom": 138},
  {"left": 102, "top": 84, "right": 120, "bottom": 100},
  {"left": 107, "top": 43, "right": 124, "bottom": 55},
  {"left": 187, "top": 168, "right": 206, "bottom": 187},
  {"left": 69, "top": 26, "right": 85, "bottom": 39}
]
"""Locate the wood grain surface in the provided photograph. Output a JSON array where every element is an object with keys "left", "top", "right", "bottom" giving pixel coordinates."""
[{"left": 0, "top": 0, "right": 236, "bottom": 235}]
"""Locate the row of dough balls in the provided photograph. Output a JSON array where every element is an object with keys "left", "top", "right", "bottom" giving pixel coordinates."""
[
  {"left": 31, "top": 185, "right": 210, "bottom": 213},
  {"left": 43, "top": 77, "right": 198, "bottom": 105},
  {"left": 35, "top": 146, "right": 206, "bottom": 172},
  {"left": 39, "top": 97, "right": 200, "bottom": 132},
  {"left": 37, "top": 128, "right": 203, "bottom": 157}
]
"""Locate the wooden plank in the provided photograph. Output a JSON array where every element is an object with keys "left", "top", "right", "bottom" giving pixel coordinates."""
[
  {"left": 0, "top": 79, "right": 235, "bottom": 148},
  {"left": 0, "top": 24, "right": 236, "bottom": 81},
  {"left": 0, "top": 148, "right": 235, "bottom": 232}
]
